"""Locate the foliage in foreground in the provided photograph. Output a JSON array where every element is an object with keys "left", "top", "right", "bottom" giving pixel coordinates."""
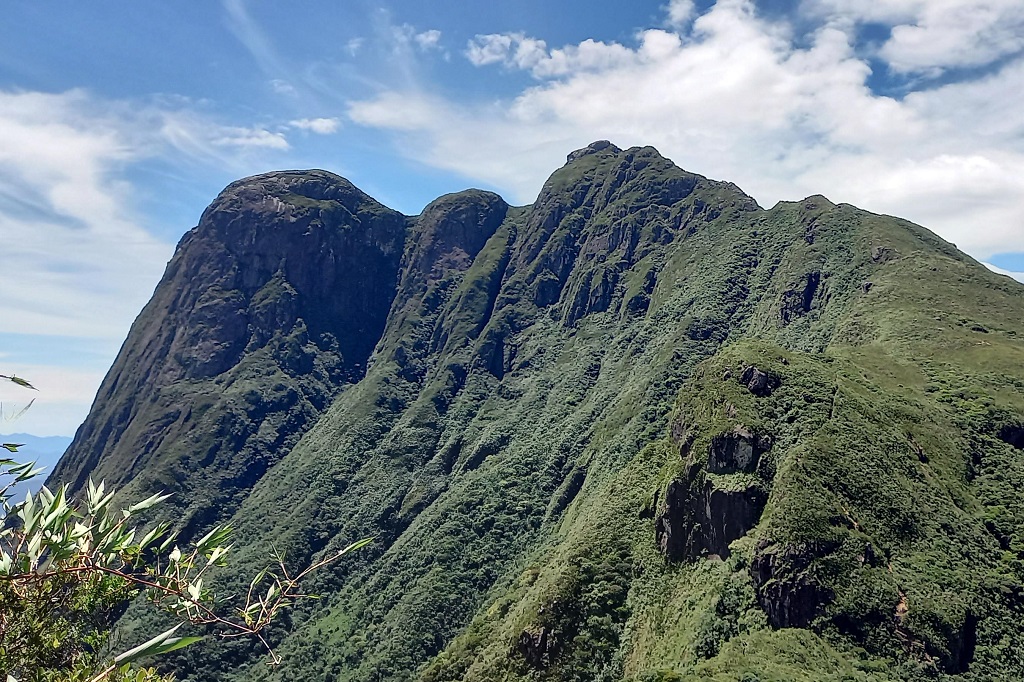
[{"left": 0, "top": 375, "right": 369, "bottom": 681}]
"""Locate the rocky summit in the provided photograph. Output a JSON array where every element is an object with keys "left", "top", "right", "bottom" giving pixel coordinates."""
[{"left": 51, "top": 142, "right": 1024, "bottom": 681}]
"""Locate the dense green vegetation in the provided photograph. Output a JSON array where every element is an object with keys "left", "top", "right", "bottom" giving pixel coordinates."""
[{"left": 52, "top": 142, "right": 1024, "bottom": 680}]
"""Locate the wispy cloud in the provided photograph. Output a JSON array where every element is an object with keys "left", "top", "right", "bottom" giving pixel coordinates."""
[
  {"left": 0, "top": 88, "right": 298, "bottom": 338},
  {"left": 222, "top": 0, "right": 288, "bottom": 78},
  {"left": 346, "top": 38, "right": 365, "bottom": 56},
  {"left": 350, "top": 0, "right": 1024, "bottom": 259},
  {"left": 0, "top": 86, "right": 301, "bottom": 434},
  {"left": 983, "top": 262, "right": 1024, "bottom": 284},
  {"left": 211, "top": 125, "right": 289, "bottom": 149},
  {"left": 0, "top": 89, "right": 171, "bottom": 339},
  {"left": 0, "top": 363, "right": 107, "bottom": 436},
  {"left": 288, "top": 117, "right": 341, "bottom": 134}
]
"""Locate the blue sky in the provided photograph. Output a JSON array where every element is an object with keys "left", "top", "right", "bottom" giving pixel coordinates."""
[{"left": 1, "top": 0, "right": 1023, "bottom": 435}]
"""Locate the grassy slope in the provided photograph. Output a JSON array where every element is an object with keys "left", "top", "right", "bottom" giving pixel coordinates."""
[
  {"left": 421, "top": 200, "right": 1024, "bottom": 681},
  {"left": 139, "top": 146, "right": 1024, "bottom": 681}
]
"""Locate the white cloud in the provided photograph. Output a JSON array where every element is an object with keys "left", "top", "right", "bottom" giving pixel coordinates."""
[
  {"left": 0, "top": 89, "right": 296, "bottom": 339},
  {"left": 466, "top": 33, "right": 517, "bottom": 66},
  {"left": 0, "top": 88, "right": 299, "bottom": 434},
  {"left": 665, "top": 0, "right": 697, "bottom": 27},
  {"left": 0, "top": 89, "right": 172, "bottom": 340},
  {"left": 289, "top": 117, "right": 341, "bottom": 135},
  {"left": 806, "top": 0, "right": 1024, "bottom": 74},
  {"left": 391, "top": 23, "right": 444, "bottom": 53},
  {"left": 0, "top": 89, "right": 296, "bottom": 340},
  {"left": 222, "top": 0, "right": 288, "bottom": 78},
  {"left": 415, "top": 29, "right": 443, "bottom": 51},
  {"left": 983, "top": 262, "right": 1024, "bottom": 284},
  {"left": 346, "top": 37, "right": 365, "bottom": 56},
  {"left": 351, "top": 0, "right": 1024, "bottom": 259},
  {"left": 210, "top": 126, "right": 289, "bottom": 149},
  {"left": 270, "top": 79, "right": 297, "bottom": 96},
  {"left": 349, "top": 93, "right": 451, "bottom": 132},
  {"left": 465, "top": 32, "right": 633, "bottom": 77},
  {"left": 0, "top": 364, "right": 106, "bottom": 436}
]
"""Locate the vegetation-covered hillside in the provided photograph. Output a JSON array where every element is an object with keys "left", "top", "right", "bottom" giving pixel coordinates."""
[{"left": 52, "top": 141, "right": 1024, "bottom": 681}]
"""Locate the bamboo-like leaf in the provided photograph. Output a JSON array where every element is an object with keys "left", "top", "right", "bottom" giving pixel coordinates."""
[
  {"left": 113, "top": 624, "right": 202, "bottom": 663},
  {"left": 139, "top": 522, "right": 170, "bottom": 550},
  {"left": 338, "top": 537, "right": 374, "bottom": 555},
  {"left": 128, "top": 491, "right": 171, "bottom": 514},
  {"left": 2, "top": 374, "right": 37, "bottom": 390},
  {"left": 14, "top": 465, "right": 44, "bottom": 482},
  {"left": 9, "top": 398, "right": 36, "bottom": 421}
]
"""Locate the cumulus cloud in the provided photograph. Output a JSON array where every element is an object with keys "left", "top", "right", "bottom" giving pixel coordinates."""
[
  {"left": 289, "top": 117, "right": 341, "bottom": 134},
  {"left": 465, "top": 32, "right": 633, "bottom": 77},
  {"left": 351, "top": 0, "right": 1024, "bottom": 259},
  {"left": 665, "top": 0, "right": 697, "bottom": 27},
  {"left": 807, "top": 0, "right": 1024, "bottom": 74}
]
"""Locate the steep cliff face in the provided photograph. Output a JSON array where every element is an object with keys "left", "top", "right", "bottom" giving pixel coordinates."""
[
  {"left": 53, "top": 143, "right": 1024, "bottom": 682},
  {"left": 49, "top": 170, "right": 407, "bottom": 535}
]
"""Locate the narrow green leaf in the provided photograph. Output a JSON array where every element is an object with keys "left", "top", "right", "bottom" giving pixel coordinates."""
[
  {"left": 113, "top": 625, "right": 184, "bottom": 664},
  {"left": 128, "top": 491, "right": 172, "bottom": 514},
  {"left": 1, "top": 374, "right": 36, "bottom": 390},
  {"left": 338, "top": 536, "right": 374, "bottom": 555}
]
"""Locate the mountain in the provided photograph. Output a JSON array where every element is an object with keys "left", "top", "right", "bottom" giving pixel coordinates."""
[
  {"left": 2, "top": 433, "right": 72, "bottom": 502},
  {"left": 51, "top": 142, "right": 1024, "bottom": 681}
]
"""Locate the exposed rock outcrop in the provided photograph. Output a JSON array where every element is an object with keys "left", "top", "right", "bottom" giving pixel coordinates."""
[
  {"left": 707, "top": 426, "right": 771, "bottom": 473},
  {"left": 49, "top": 170, "right": 409, "bottom": 535},
  {"left": 739, "top": 365, "right": 779, "bottom": 396},
  {"left": 517, "top": 626, "right": 556, "bottom": 669},
  {"left": 750, "top": 541, "right": 837, "bottom": 629},
  {"left": 656, "top": 476, "right": 767, "bottom": 560}
]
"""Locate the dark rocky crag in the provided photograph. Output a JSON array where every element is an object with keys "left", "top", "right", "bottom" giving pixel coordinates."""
[
  {"left": 52, "top": 142, "right": 1024, "bottom": 681},
  {"left": 49, "top": 170, "right": 408, "bottom": 535}
]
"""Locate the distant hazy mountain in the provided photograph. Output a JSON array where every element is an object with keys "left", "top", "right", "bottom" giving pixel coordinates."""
[
  {"left": 50, "top": 142, "right": 1024, "bottom": 681},
  {"left": 2, "top": 432, "right": 71, "bottom": 501}
]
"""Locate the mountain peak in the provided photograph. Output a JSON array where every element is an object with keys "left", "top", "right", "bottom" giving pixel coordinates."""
[
  {"left": 565, "top": 139, "right": 622, "bottom": 163},
  {"left": 49, "top": 143, "right": 1024, "bottom": 682}
]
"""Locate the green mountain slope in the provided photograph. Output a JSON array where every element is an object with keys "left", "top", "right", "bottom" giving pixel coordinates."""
[
  {"left": 53, "top": 142, "right": 1024, "bottom": 681},
  {"left": 49, "top": 170, "right": 408, "bottom": 539}
]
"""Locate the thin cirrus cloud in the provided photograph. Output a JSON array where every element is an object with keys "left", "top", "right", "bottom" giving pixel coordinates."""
[
  {"left": 289, "top": 117, "right": 342, "bottom": 134},
  {"left": 0, "top": 87, "right": 301, "bottom": 433},
  {"left": 212, "top": 126, "right": 290, "bottom": 149},
  {"left": 0, "top": 89, "right": 171, "bottom": 341},
  {"left": 0, "top": 88, "right": 300, "bottom": 341},
  {"left": 348, "top": 0, "right": 1024, "bottom": 261}
]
